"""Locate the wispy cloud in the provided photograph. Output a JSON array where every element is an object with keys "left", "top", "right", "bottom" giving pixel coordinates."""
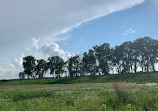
[
  {"left": 122, "top": 28, "right": 136, "bottom": 36},
  {"left": 0, "top": 0, "right": 145, "bottom": 79},
  {"left": 0, "top": 0, "right": 145, "bottom": 48}
]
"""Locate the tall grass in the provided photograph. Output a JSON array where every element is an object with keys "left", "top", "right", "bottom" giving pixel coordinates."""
[
  {"left": 1, "top": 72, "right": 158, "bottom": 86},
  {"left": 112, "top": 82, "right": 132, "bottom": 104},
  {"left": 0, "top": 84, "right": 158, "bottom": 110}
]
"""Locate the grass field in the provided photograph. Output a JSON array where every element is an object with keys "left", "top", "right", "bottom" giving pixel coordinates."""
[
  {"left": 1, "top": 73, "right": 158, "bottom": 110},
  {"left": 1, "top": 72, "right": 158, "bottom": 86}
]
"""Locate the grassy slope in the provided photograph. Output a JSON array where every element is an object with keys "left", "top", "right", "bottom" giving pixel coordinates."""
[
  {"left": 1, "top": 72, "right": 158, "bottom": 86},
  {"left": 0, "top": 81, "right": 158, "bottom": 110},
  {"left": 1, "top": 73, "right": 158, "bottom": 110}
]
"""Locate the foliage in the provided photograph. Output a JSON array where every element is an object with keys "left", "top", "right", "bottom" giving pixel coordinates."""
[
  {"left": 2, "top": 72, "right": 158, "bottom": 86},
  {"left": 1, "top": 82, "right": 158, "bottom": 110},
  {"left": 93, "top": 43, "right": 112, "bottom": 75},
  {"left": 66, "top": 55, "right": 82, "bottom": 77},
  {"left": 20, "top": 37, "right": 158, "bottom": 79},
  {"left": 34, "top": 59, "right": 48, "bottom": 79},
  {"left": 82, "top": 50, "right": 98, "bottom": 76},
  {"left": 19, "top": 72, "right": 26, "bottom": 79},
  {"left": 47, "top": 56, "right": 65, "bottom": 78},
  {"left": 23, "top": 56, "right": 36, "bottom": 79}
]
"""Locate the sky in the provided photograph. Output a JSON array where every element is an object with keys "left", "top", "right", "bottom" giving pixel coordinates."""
[{"left": 0, "top": 0, "right": 158, "bottom": 79}]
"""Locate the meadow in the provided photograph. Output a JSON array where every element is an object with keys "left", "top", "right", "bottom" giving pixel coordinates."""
[
  {"left": 1, "top": 72, "right": 158, "bottom": 86},
  {"left": 1, "top": 73, "right": 158, "bottom": 111}
]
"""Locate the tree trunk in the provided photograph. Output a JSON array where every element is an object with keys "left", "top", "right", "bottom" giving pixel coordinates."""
[
  {"left": 27, "top": 75, "right": 30, "bottom": 80},
  {"left": 134, "top": 57, "right": 137, "bottom": 73},
  {"left": 152, "top": 62, "right": 155, "bottom": 72}
]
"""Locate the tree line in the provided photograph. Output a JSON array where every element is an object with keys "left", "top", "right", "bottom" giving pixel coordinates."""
[{"left": 19, "top": 37, "right": 158, "bottom": 79}]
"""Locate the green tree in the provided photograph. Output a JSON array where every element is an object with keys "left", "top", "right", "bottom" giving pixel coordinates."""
[
  {"left": 119, "top": 41, "right": 133, "bottom": 74},
  {"left": 93, "top": 43, "right": 112, "bottom": 75},
  {"left": 67, "top": 55, "right": 82, "bottom": 77},
  {"left": 112, "top": 45, "right": 123, "bottom": 74},
  {"left": 149, "top": 39, "right": 158, "bottom": 72},
  {"left": 34, "top": 59, "right": 48, "bottom": 79},
  {"left": 130, "top": 41, "right": 139, "bottom": 73},
  {"left": 48, "top": 56, "right": 65, "bottom": 78},
  {"left": 82, "top": 49, "right": 98, "bottom": 76},
  {"left": 23, "top": 56, "right": 36, "bottom": 79},
  {"left": 19, "top": 72, "right": 26, "bottom": 79},
  {"left": 134, "top": 37, "right": 158, "bottom": 72}
]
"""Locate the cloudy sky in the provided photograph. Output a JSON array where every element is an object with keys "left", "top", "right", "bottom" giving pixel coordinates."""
[{"left": 0, "top": 0, "right": 158, "bottom": 79}]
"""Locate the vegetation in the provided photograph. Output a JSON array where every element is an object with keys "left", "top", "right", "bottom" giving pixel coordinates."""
[
  {"left": 19, "top": 37, "right": 158, "bottom": 79},
  {"left": 1, "top": 82, "right": 158, "bottom": 111},
  {"left": 1, "top": 72, "right": 158, "bottom": 86},
  {"left": 34, "top": 59, "right": 48, "bottom": 79},
  {"left": 23, "top": 56, "right": 36, "bottom": 79},
  {"left": 7, "top": 36, "right": 158, "bottom": 110},
  {"left": 48, "top": 56, "right": 65, "bottom": 78},
  {"left": 1, "top": 72, "right": 158, "bottom": 110}
]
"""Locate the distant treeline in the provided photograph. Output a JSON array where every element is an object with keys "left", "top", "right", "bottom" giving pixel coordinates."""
[{"left": 19, "top": 37, "right": 158, "bottom": 79}]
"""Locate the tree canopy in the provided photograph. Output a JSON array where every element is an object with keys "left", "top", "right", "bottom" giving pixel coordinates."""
[{"left": 20, "top": 37, "right": 158, "bottom": 79}]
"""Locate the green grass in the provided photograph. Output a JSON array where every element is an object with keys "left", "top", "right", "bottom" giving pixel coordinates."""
[
  {"left": 0, "top": 83, "right": 158, "bottom": 111},
  {"left": 1, "top": 72, "right": 158, "bottom": 86},
  {"left": 1, "top": 73, "right": 158, "bottom": 110}
]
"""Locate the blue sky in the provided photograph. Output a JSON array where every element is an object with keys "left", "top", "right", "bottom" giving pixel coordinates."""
[
  {"left": 58, "top": 0, "right": 158, "bottom": 54},
  {"left": 0, "top": 0, "right": 158, "bottom": 79}
]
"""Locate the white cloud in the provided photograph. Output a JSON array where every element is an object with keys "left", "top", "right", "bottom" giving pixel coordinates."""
[
  {"left": 0, "top": 0, "right": 145, "bottom": 79},
  {"left": 0, "top": 54, "right": 24, "bottom": 79},
  {"left": 32, "top": 38, "right": 40, "bottom": 50},
  {"left": 9, "top": 55, "right": 24, "bottom": 69},
  {"left": 40, "top": 43, "right": 73, "bottom": 61},
  {"left": 0, "top": 0, "right": 145, "bottom": 46},
  {"left": 0, "top": 39, "right": 74, "bottom": 79},
  {"left": 43, "top": 33, "right": 71, "bottom": 44},
  {"left": 29, "top": 38, "right": 74, "bottom": 61},
  {"left": 0, "top": 67, "right": 21, "bottom": 79},
  {"left": 122, "top": 28, "right": 136, "bottom": 36},
  {"left": 0, "top": 67, "right": 5, "bottom": 77},
  {"left": 25, "top": 38, "right": 74, "bottom": 61}
]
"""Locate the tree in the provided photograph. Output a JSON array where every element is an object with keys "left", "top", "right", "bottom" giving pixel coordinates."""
[
  {"left": 134, "top": 37, "right": 158, "bottom": 72},
  {"left": 149, "top": 39, "right": 158, "bottom": 72},
  {"left": 130, "top": 41, "right": 139, "bottom": 73},
  {"left": 119, "top": 41, "right": 133, "bottom": 74},
  {"left": 20, "top": 36, "right": 158, "bottom": 79},
  {"left": 93, "top": 43, "right": 112, "bottom": 75},
  {"left": 112, "top": 45, "right": 123, "bottom": 74},
  {"left": 23, "top": 56, "right": 36, "bottom": 79},
  {"left": 34, "top": 59, "right": 48, "bottom": 79},
  {"left": 19, "top": 72, "right": 26, "bottom": 79},
  {"left": 67, "top": 55, "right": 82, "bottom": 77},
  {"left": 48, "top": 56, "right": 65, "bottom": 78},
  {"left": 82, "top": 49, "right": 98, "bottom": 76}
]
